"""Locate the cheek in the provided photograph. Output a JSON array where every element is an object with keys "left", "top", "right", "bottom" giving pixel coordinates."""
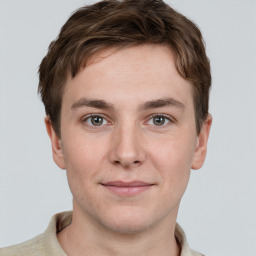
[
  {"left": 62, "top": 128, "right": 108, "bottom": 168},
  {"left": 61, "top": 133, "right": 109, "bottom": 196},
  {"left": 148, "top": 134, "right": 195, "bottom": 194},
  {"left": 149, "top": 133, "right": 196, "bottom": 171}
]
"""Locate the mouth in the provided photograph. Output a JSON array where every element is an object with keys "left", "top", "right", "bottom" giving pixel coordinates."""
[{"left": 100, "top": 181, "right": 154, "bottom": 196}]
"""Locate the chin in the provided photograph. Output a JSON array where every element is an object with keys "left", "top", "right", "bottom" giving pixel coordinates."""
[
  {"left": 104, "top": 219, "right": 151, "bottom": 234},
  {"left": 98, "top": 207, "right": 159, "bottom": 234}
]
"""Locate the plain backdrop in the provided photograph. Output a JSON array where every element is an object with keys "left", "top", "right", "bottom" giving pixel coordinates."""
[{"left": 0, "top": 0, "right": 255, "bottom": 255}]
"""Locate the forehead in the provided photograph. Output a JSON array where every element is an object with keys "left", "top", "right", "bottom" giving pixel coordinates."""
[
  {"left": 63, "top": 44, "right": 193, "bottom": 109},
  {"left": 85, "top": 44, "right": 179, "bottom": 83}
]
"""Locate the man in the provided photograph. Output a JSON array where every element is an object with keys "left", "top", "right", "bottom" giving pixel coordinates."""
[{"left": 0, "top": 0, "right": 212, "bottom": 255}]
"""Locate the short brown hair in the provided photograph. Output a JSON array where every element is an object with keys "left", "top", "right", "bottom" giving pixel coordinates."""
[{"left": 38, "top": 0, "right": 211, "bottom": 137}]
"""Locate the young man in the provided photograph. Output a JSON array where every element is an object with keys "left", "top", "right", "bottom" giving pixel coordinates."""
[{"left": 1, "top": 0, "right": 212, "bottom": 255}]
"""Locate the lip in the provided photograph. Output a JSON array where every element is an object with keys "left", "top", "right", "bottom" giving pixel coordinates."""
[{"left": 101, "top": 180, "right": 154, "bottom": 196}]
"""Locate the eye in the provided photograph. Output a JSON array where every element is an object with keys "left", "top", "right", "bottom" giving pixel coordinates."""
[
  {"left": 83, "top": 115, "right": 108, "bottom": 127},
  {"left": 147, "top": 115, "right": 172, "bottom": 127}
]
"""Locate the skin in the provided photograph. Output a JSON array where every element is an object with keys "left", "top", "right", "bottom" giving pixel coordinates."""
[{"left": 45, "top": 44, "right": 212, "bottom": 256}]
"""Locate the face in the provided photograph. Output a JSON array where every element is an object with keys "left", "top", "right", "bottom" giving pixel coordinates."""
[{"left": 46, "top": 44, "right": 211, "bottom": 234}]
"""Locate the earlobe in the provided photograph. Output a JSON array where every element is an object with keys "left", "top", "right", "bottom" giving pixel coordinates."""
[
  {"left": 44, "top": 116, "right": 66, "bottom": 170},
  {"left": 191, "top": 114, "right": 212, "bottom": 170}
]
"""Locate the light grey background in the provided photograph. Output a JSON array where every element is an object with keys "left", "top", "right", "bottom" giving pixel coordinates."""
[{"left": 0, "top": 0, "right": 255, "bottom": 255}]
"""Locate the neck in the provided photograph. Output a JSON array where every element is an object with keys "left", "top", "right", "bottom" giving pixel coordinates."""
[{"left": 58, "top": 208, "right": 180, "bottom": 256}]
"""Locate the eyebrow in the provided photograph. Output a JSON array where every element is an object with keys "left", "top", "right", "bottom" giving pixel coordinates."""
[
  {"left": 71, "top": 98, "right": 114, "bottom": 110},
  {"left": 140, "top": 97, "right": 185, "bottom": 110},
  {"left": 71, "top": 97, "right": 185, "bottom": 111}
]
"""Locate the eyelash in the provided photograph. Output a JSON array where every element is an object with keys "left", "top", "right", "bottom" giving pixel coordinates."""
[
  {"left": 146, "top": 114, "right": 174, "bottom": 127},
  {"left": 82, "top": 114, "right": 110, "bottom": 128},
  {"left": 81, "top": 113, "right": 174, "bottom": 128}
]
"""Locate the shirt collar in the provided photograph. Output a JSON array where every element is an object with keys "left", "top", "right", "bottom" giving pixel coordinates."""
[{"left": 43, "top": 211, "right": 202, "bottom": 256}]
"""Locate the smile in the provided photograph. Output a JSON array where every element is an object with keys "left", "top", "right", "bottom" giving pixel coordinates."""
[{"left": 101, "top": 181, "right": 154, "bottom": 196}]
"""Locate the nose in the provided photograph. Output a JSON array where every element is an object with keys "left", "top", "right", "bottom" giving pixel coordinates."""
[{"left": 109, "top": 122, "right": 146, "bottom": 169}]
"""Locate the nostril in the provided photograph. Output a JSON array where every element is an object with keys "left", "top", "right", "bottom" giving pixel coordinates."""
[
  {"left": 112, "top": 159, "right": 141, "bottom": 168},
  {"left": 114, "top": 161, "right": 120, "bottom": 165}
]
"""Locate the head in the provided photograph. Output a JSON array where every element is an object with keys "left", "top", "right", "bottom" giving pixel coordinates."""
[
  {"left": 38, "top": 0, "right": 211, "bottom": 138},
  {"left": 39, "top": 0, "right": 212, "bottom": 236}
]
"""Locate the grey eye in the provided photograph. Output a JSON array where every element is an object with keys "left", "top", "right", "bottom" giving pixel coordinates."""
[
  {"left": 90, "top": 116, "right": 104, "bottom": 126},
  {"left": 83, "top": 114, "right": 109, "bottom": 128},
  {"left": 153, "top": 116, "right": 166, "bottom": 126}
]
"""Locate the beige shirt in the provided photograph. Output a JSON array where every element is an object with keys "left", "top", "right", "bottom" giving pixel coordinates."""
[{"left": 0, "top": 212, "right": 204, "bottom": 256}]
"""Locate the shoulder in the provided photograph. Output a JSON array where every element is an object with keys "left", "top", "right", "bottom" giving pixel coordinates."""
[
  {"left": 0, "top": 234, "right": 46, "bottom": 256},
  {"left": 175, "top": 223, "right": 205, "bottom": 256},
  {"left": 0, "top": 212, "right": 71, "bottom": 256},
  {"left": 190, "top": 249, "right": 205, "bottom": 256}
]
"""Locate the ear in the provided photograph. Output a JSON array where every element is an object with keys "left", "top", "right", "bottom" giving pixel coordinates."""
[
  {"left": 44, "top": 116, "right": 66, "bottom": 170},
  {"left": 191, "top": 114, "right": 212, "bottom": 170}
]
